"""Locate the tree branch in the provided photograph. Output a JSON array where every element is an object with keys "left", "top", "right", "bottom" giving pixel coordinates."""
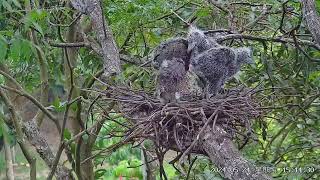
[
  {"left": 25, "top": 0, "right": 50, "bottom": 126},
  {"left": 0, "top": 89, "right": 37, "bottom": 180},
  {"left": 71, "top": 0, "right": 121, "bottom": 76},
  {"left": 302, "top": 0, "right": 320, "bottom": 45},
  {"left": 202, "top": 125, "right": 272, "bottom": 180},
  {"left": 0, "top": 85, "right": 61, "bottom": 132},
  {"left": 0, "top": 118, "right": 14, "bottom": 180},
  {"left": 23, "top": 120, "right": 71, "bottom": 179},
  {"left": 216, "top": 34, "right": 320, "bottom": 50}
]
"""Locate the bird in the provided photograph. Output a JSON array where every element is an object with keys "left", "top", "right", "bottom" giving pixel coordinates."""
[
  {"left": 190, "top": 46, "right": 254, "bottom": 98},
  {"left": 152, "top": 37, "right": 190, "bottom": 71},
  {"left": 226, "top": 47, "right": 254, "bottom": 80},
  {"left": 156, "top": 58, "right": 187, "bottom": 104},
  {"left": 190, "top": 46, "right": 237, "bottom": 98},
  {"left": 187, "top": 26, "right": 220, "bottom": 59}
]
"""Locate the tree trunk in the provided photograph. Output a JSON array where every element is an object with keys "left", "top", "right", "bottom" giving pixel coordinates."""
[
  {"left": 23, "top": 120, "right": 71, "bottom": 179},
  {"left": 141, "top": 142, "right": 157, "bottom": 180},
  {"left": 202, "top": 126, "right": 272, "bottom": 180},
  {"left": 71, "top": 0, "right": 121, "bottom": 76},
  {"left": 302, "top": 0, "right": 320, "bottom": 45},
  {"left": 2, "top": 122, "right": 14, "bottom": 180}
]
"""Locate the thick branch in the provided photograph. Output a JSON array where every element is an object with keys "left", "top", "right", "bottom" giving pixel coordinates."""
[
  {"left": 216, "top": 34, "right": 320, "bottom": 50},
  {"left": 0, "top": 85, "right": 61, "bottom": 132},
  {"left": 25, "top": 0, "right": 49, "bottom": 126},
  {"left": 0, "top": 93, "right": 72, "bottom": 179},
  {"left": 0, "top": 64, "right": 70, "bottom": 179},
  {"left": 0, "top": 89, "right": 37, "bottom": 180},
  {"left": 71, "top": 0, "right": 121, "bottom": 76},
  {"left": 23, "top": 120, "right": 71, "bottom": 179},
  {"left": 1, "top": 118, "right": 14, "bottom": 180},
  {"left": 202, "top": 126, "right": 272, "bottom": 180},
  {"left": 302, "top": 0, "right": 320, "bottom": 45}
]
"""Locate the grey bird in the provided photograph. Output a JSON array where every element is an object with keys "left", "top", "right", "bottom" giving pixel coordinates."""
[
  {"left": 187, "top": 26, "right": 219, "bottom": 59},
  {"left": 190, "top": 46, "right": 236, "bottom": 98},
  {"left": 190, "top": 46, "right": 254, "bottom": 98},
  {"left": 156, "top": 58, "right": 187, "bottom": 104},
  {"left": 152, "top": 38, "right": 190, "bottom": 71},
  {"left": 226, "top": 47, "right": 254, "bottom": 80}
]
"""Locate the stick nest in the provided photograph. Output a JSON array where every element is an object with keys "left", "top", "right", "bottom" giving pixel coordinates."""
[{"left": 98, "top": 86, "right": 262, "bottom": 153}]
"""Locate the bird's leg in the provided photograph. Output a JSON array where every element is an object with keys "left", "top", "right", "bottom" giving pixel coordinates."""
[
  {"left": 218, "top": 88, "right": 227, "bottom": 94},
  {"left": 204, "top": 85, "right": 212, "bottom": 100},
  {"left": 207, "top": 81, "right": 221, "bottom": 99},
  {"left": 217, "top": 78, "right": 227, "bottom": 95},
  {"left": 218, "top": 81, "right": 227, "bottom": 94},
  {"left": 175, "top": 92, "right": 181, "bottom": 103}
]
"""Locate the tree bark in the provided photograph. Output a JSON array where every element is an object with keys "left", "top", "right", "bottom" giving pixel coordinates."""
[
  {"left": 23, "top": 120, "right": 71, "bottom": 179},
  {"left": 70, "top": 1, "right": 122, "bottom": 179},
  {"left": 141, "top": 142, "right": 157, "bottom": 180},
  {"left": 302, "top": 0, "right": 320, "bottom": 46},
  {"left": 0, "top": 89, "right": 37, "bottom": 180},
  {"left": 2, "top": 120, "right": 14, "bottom": 180},
  {"left": 71, "top": 0, "right": 121, "bottom": 76},
  {"left": 202, "top": 126, "right": 272, "bottom": 180}
]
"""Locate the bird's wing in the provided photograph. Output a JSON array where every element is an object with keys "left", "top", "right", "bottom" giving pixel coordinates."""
[{"left": 210, "top": 46, "right": 236, "bottom": 64}]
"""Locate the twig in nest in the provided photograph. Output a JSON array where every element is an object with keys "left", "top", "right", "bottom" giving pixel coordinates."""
[{"left": 179, "top": 106, "right": 221, "bottom": 165}]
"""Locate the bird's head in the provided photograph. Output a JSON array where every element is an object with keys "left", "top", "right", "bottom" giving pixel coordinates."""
[
  {"left": 235, "top": 47, "right": 254, "bottom": 65},
  {"left": 187, "top": 26, "right": 206, "bottom": 54}
]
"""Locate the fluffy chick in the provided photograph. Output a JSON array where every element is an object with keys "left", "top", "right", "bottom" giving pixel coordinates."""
[{"left": 156, "top": 58, "right": 187, "bottom": 104}]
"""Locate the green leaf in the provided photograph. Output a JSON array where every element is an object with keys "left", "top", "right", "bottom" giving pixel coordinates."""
[
  {"left": 32, "top": 21, "right": 44, "bottom": 37},
  {"left": 52, "top": 98, "right": 61, "bottom": 110},
  {"left": 316, "top": 0, "right": 320, "bottom": 14},
  {"left": 70, "top": 103, "right": 78, "bottom": 112},
  {"left": 63, "top": 129, "right": 72, "bottom": 140},
  {"left": 11, "top": 0, "right": 21, "bottom": 9},
  {"left": 196, "top": 8, "right": 211, "bottom": 18},
  {"left": 70, "top": 142, "right": 76, "bottom": 155},
  {"left": 10, "top": 38, "right": 34, "bottom": 62},
  {"left": 10, "top": 38, "right": 21, "bottom": 60},
  {"left": 23, "top": 10, "right": 45, "bottom": 37},
  {"left": 128, "top": 158, "right": 141, "bottom": 167},
  {"left": 113, "top": 160, "right": 128, "bottom": 177},
  {"left": 2, "top": 1, "right": 13, "bottom": 12},
  {"left": 95, "top": 169, "right": 107, "bottom": 179}
]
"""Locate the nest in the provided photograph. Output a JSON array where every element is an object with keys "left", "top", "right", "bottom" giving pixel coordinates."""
[{"left": 97, "top": 86, "right": 263, "bottom": 154}]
